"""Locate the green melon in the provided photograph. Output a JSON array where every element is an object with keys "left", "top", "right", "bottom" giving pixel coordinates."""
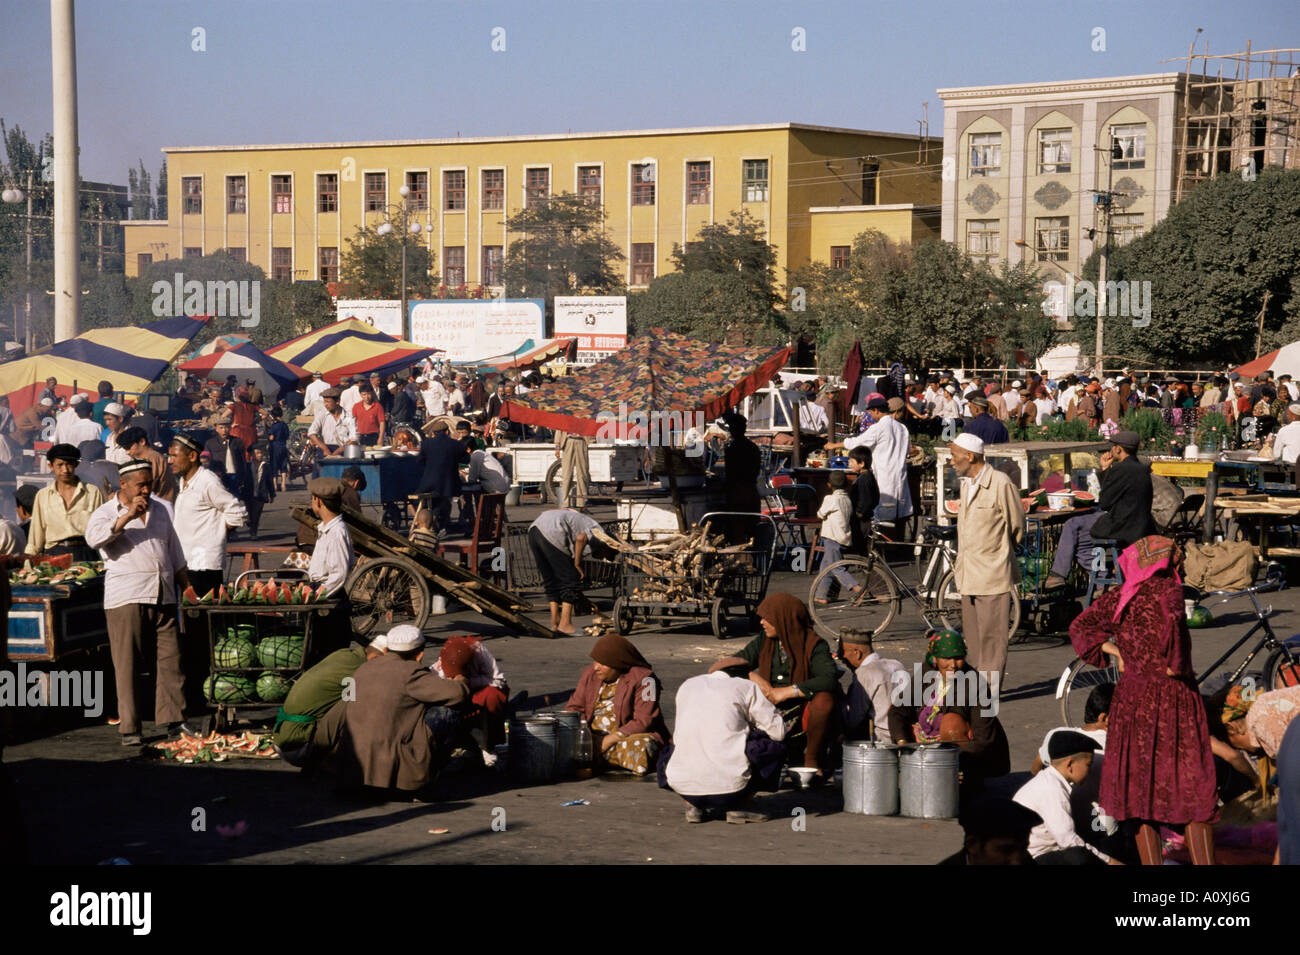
[
  {"left": 257, "top": 634, "right": 304, "bottom": 669},
  {"left": 203, "top": 673, "right": 256, "bottom": 703},
  {"left": 214, "top": 636, "right": 257, "bottom": 669},
  {"left": 255, "top": 671, "right": 293, "bottom": 703},
  {"left": 1186, "top": 605, "right": 1213, "bottom": 628}
]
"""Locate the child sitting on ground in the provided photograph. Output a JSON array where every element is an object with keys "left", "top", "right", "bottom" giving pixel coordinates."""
[
  {"left": 1013, "top": 730, "right": 1122, "bottom": 865},
  {"left": 812, "top": 470, "right": 859, "bottom": 605}
]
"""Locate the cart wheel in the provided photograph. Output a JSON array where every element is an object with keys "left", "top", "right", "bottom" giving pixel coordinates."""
[
  {"left": 347, "top": 556, "right": 432, "bottom": 636},
  {"left": 710, "top": 598, "right": 727, "bottom": 639},
  {"left": 613, "top": 597, "right": 634, "bottom": 635},
  {"left": 543, "top": 460, "right": 564, "bottom": 505}
]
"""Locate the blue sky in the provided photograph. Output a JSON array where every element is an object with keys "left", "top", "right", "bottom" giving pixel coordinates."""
[{"left": 1, "top": 0, "right": 1296, "bottom": 183}]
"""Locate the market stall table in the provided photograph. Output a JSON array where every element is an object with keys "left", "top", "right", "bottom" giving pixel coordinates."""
[{"left": 1211, "top": 495, "right": 1300, "bottom": 559}]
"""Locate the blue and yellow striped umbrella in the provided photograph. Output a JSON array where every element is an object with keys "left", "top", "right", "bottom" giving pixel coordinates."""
[
  {"left": 266, "top": 318, "right": 440, "bottom": 382},
  {"left": 0, "top": 315, "right": 210, "bottom": 415}
]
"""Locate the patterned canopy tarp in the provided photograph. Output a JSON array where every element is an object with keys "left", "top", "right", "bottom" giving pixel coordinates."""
[
  {"left": 0, "top": 315, "right": 210, "bottom": 415},
  {"left": 450, "top": 337, "right": 577, "bottom": 374},
  {"left": 502, "top": 330, "right": 792, "bottom": 438},
  {"left": 178, "top": 342, "right": 310, "bottom": 399},
  {"left": 266, "top": 318, "right": 441, "bottom": 381},
  {"left": 185, "top": 333, "right": 251, "bottom": 362}
]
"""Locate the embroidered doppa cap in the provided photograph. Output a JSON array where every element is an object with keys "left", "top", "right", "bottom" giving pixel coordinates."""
[{"left": 385, "top": 625, "right": 425, "bottom": 652}]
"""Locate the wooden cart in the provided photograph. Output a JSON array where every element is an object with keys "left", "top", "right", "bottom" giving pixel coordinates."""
[{"left": 293, "top": 505, "right": 557, "bottom": 639}]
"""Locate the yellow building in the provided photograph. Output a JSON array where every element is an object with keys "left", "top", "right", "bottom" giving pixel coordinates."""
[{"left": 123, "top": 122, "right": 940, "bottom": 288}]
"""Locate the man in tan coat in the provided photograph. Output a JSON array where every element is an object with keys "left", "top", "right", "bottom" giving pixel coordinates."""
[
  {"left": 950, "top": 432, "right": 1025, "bottom": 701},
  {"left": 340, "top": 625, "right": 469, "bottom": 792}
]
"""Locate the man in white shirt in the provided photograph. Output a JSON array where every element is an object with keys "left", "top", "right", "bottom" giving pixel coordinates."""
[
  {"left": 100, "top": 402, "right": 133, "bottom": 466},
  {"left": 306, "top": 389, "right": 357, "bottom": 475},
  {"left": 338, "top": 376, "right": 363, "bottom": 415},
  {"left": 1013, "top": 730, "right": 1119, "bottom": 865},
  {"left": 832, "top": 397, "right": 913, "bottom": 524},
  {"left": 798, "top": 397, "right": 829, "bottom": 435},
  {"left": 64, "top": 400, "right": 104, "bottom": 447},
  {"left": 664, "top": 667, "right": 787, "bottom": 824},
  {"left": 1273, "top": 403, "right": 1300, "bottom": 465},
  {"left": 53, "top": 394, "right": 82, "bottom": 445},
  {"left": 303, "top": 370, "right": 330, "bottom": 409},
  {"left": 838, "top": 629, "right": 906, "bottom": 745},
  {"left": 85, "top": 460, "right": 192, "bottom": 746},
  {"left": 422, "top": 376, "right": 449, "bottom": 418},
  {"left": 1002, "top": 381, "right": 1023, "bottom": 417},
  {"left": 306, "top": 477, "right": 357, "bottom": 659}
]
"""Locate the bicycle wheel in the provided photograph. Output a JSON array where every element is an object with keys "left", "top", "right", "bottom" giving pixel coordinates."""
[
  {"left": 1057, "top": 656, "right": 1119, "bottom": 727},
  {"left": 809, "top": 558, "right": 897, "bottom": 640},
  {"left": 1264, "top": 647, "right": 1300, "bottom": 690},
  {"left": 930, "top": 571, "right": 1022, "bottom": 641}
]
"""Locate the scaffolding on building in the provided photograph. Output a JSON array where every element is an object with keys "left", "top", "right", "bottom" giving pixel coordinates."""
[{"left": 1167, "top": 43, "right": 1300, "bottom": 203}]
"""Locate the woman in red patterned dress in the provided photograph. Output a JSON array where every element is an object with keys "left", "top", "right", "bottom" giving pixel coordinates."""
[{"left": 1069, "top": 535, "right": 1218, "bottom": 865}]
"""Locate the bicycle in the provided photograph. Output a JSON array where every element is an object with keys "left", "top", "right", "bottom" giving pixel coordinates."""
[
  {"left": 1056, "top": 563, "right": 1300, "bottom": 726},
  {"left": 807, "top": 521, "right": 1021, "bottom": 642}
]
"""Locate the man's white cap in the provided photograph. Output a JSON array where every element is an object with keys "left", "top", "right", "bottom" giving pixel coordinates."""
[
  {"left": 944, "top": 385, "right": 957, "bottom": 394},
  {"left": 1011, "top": 380, "right": 1022, "bottom": 388},
  {"left": 1104, "top": 378, "right": 1116, "bottom": 389},
  {"left": 949, "top": 432, "right": 985, "bottom": 455},
  {"left": 368, "top": 634, "right": 389, "bottom": 651},
  {"left": 387, "top": 382, "right": 399, "bottom": 391},
  {"left": 39, "top": 397, "right": 53, "bottom": 407},
  {"left": 1288, "top": 402, "right": 1300, "bottom": 416},
  {"left": 103, "top": 401, "right": 125, "bottom": 418},
  {"left": 70, "top": 394, "right": 85, "bottom": 405},
  {"left": 416, "top": 376, "right": 427, "bottom": 384},
  {"left": 384, "top": 624, "right": 425, "bottom": 652}
]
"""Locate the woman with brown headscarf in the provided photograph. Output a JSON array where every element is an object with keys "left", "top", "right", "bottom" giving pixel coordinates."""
[
  {"left": 566, "top": 634, "right": 669, "bottom": 775},
  {"left": 710, "top": 592, "right": 838, "bottom": 778}
]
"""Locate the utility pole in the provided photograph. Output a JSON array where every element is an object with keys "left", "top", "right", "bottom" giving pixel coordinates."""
[
  {"left": 51, "top": 0, "right": 81, "bottom": 342},
  {"left": 1093, "top": 140, "right": 1121, "bottom": 377},
  {"left": 96, "top": 197, "right": 104, "bottom": 273},
  {"left": 24, "top": 169, "right": 33, "bottom": 352},
  {"left": 1255, "top": 290, "right": 1273, "bottom": 358}
]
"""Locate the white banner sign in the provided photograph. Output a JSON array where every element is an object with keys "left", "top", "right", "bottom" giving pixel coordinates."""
[
  {"left": 337, "top": 300, "right": 404, "bottom": 338},
  {"left": 554, "top": 296, "right": 628, "bottom": 364},
  {"left": 407, "top": 299, "right": 545, "bottom": 362}
]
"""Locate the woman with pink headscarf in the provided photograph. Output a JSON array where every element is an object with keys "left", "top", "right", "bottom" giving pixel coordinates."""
[{"left": 1069, "top": 535, "right": 1218, "bottom": 864}]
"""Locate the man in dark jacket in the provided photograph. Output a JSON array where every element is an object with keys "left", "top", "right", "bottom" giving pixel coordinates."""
[
  {"left": 1044, "top": 430, "right": 1155, "bottom": 589},
  {"left": 962, "top": 396, "right": 1009, "bottom": 446},
  {"left": 389, "top": 381, "right": 415, "bottom": 427},
  {"left": 416, "top": 420, "right": 469, "bottom": 534}
]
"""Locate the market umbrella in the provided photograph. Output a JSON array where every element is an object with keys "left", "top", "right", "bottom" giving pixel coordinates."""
[
  {"left": 503, "top": 330, "right": 792, "bottom": 528},
  {"left": 0, "top": 314, "right": 210, "bottom": 415},
  {"left": 185, "top": 333, "right": 251, "bottom": 362},
  {"left": 266, "top": 318, "right": 442, "bottom": 381},
  {"left": 1232, "top": 343, "right": 1300, "bottom": 381},
  {"left": 450, "top": 337, "right": 578, "bottom": 374},
  {"left": 178, "top": 341, "right": 310, "bottom": 400}
]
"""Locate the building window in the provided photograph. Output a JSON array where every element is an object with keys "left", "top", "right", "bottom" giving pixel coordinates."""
[
  {"left": 271, "top": 247, "right": 292, "bottom": 281},
  {"left": 272, "top": 175, "right": 292, "bottom": 214},
  {"left": 966, "top": 219, "right": 1000, "bottom": 265},
  {"left": 226, "top": 247, "right": 246, "bottom": 263},
  {"left": 444, "top": 170, "right": 466, "bottom": 211},
  {"left": 318, "top": 247, "right": 338, "bottom": 284},
  {"left": 1038, "top": 129, "right": 1072, "bottom": 174},
  {"left": 743, "top": 159, "right": 769, "bottom": 203},
  {"left": 631, "top": 163, "right": 655, "bottom": 206},
  {"left": 182, "top": 177, "right": 202, "bottom": 214},
  {"left": 137, "top": 253, "right": 152, "bottom": 271},
  {"left": 578, "top": 165, "right": 602, "bottom": 204},
  {"left": 525, "top": 168, "right": 550, "bottom": 208},
  {"left": 405, "top": 171, "right": 428, "bottom": 211},
  {"left": 317, "top": 173, "right": 338, "bottom": 213},
  {"left": 482, "top": 169, "right": 504, "bottom": 210},
  {"left": 861, "top": 162, "right": 879, "bottom": 205},
  {"left": 687, "top": 161, "right": 711, "bottom": 204},
  {"left": 365, "top": 172, "right": 386, "bottom": 212},
  {"left": 830, "top": 246, "right": 850, "bottom": 270},
  {"left": 1034, "top": 216, "right": 1069, "bottom": 262},
  {"left": 482, "top": 245, "right": 503, "bottom": 286},
  {"left": 226, "top": 176, "right": 246, "bottom": 214},
  {"left": 631, "top": 243, "right": 655, "bottom": 286},
  {"left": 1112, "top": 213, "right": 1145, "bottom": 246},
  {"left": 184, "top": 246, "right": 202, "bottom": 259},
  {"left": 1110, "top": 123, "right": 1147, "bottom": 170},
  {"left": 444, "top": 247, "right": 465, "bottom": 288},
  {"left": 968, "top": 132, "right": 1001, "bottom": 177}
]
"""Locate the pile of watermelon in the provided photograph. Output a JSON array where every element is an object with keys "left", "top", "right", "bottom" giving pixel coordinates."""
[{"left": 182, "top": 580, "right": 330, "bottom": 606}]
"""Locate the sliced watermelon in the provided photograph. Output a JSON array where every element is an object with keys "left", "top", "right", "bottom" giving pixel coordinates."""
[
  {"left": 182, "top": 586, "right": 200, "bottom": 605},
  {"left": 232, "top": 586, "right": 249, "bottom": 605},
  {"left": 1072, "top": 490, "right": 1096, "bottom": 502},
  {"left": 280, "top": 582, "right": 294, "bottom": 605},
  {"left": 254, "top": 581, "right": 271, "bottom": 604},
  {"left": 315, "top": 584, "right": 330, "bottom": 602},
  {"left": 217, "top": 585, "right": 230, "bottom": 605},
  {"left": 199, "top": 589, "right": 215, "bottom": 605},
  {"left": 943, "top": 499, "right": 960, "bottom": 515}
]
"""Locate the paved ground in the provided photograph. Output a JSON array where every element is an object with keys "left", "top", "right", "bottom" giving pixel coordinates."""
[{"left": 6, "top": 487, "right": 1295, "bottom": 864}]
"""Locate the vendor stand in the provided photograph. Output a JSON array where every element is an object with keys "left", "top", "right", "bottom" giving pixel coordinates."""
[
  {"left": 6, "top": 573, "right": 108, "bottom": 662},
  {"left": 501, "top": 441, "right": 642, "bottom": 504},
  {"left": 318, "top": 449, "right": 422, "bottom": 528}
]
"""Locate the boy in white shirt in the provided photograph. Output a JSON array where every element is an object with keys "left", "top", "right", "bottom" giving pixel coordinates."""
[
  {"left": 812, "top": 470, "right": 858, "bottom": 604},
  {"left": 1013, "top": 730, "right": 1122, "bottom": 865}
]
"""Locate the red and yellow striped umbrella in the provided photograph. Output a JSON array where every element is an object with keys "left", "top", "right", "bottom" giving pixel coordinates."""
[{"left": 266, "top": 318, "right": 440, "bottom": 381}]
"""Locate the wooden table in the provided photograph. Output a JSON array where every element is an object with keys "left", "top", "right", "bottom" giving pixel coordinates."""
[{"left": 1212, "top": 496, "right": 1300, "bottom": 558}]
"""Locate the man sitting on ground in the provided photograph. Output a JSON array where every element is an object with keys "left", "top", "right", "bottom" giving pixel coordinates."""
[
  {"left": 274, "top": 635, "right": 385, "bottom": 768},
  {"left": 428, "top": 635, "right": 509, "bottom": 765},
  {"left": 1013, "top": 730, "right": 1123, "bottom": 865},
  {"left": 839, "top": 628, "right": 906, "bottom": 745}
]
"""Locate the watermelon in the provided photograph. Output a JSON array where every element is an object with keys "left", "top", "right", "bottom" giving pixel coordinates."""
[
  {"left": 182, "top": 586, "right": 199, "bottom": 605},
  {"left": 199, "top": 589, "right": 215, "bottom": 605},
  {"left": 217, "top": 585, "right": 230, "bottom": 605},
  {"left": 1186, "top": 605, "right": 1213, "bottom": 628},
  {"left": 257, "top": 634, "right": 304, "bottom": 669},
  {"left": 280, "top": 582, "right": 294, "bottom": 605},
  {"left": 255, "top": 671, "right": 292, "bottom": 703},
  {"left": 1072, "top": 490, "right": 1096, "bottom": 503},
  {"left": 315, "top": 585, "right": 330, "bottom": 602},
  {"left": 232, "top": 586, "right": 249, "bottom": 605},
  {"left": 203, "top": 673, "right": 256, "bottom": 703},
  {"left": 943, "top": 499, "right": 960, "bottom": 515},
  {"left": 214, "top": 636, "right": 257, "bottom": 669},
  {"left": 294, "top": 583, "right": 311, "bottom": 604}
]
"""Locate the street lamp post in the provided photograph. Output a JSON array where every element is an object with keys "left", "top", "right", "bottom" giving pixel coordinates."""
[
  {"left": 376, "top": 184, "right": 424, "bottom": 340},
  {"left": 1091, "top": 140, "right": 1125, "bottom": 377}
]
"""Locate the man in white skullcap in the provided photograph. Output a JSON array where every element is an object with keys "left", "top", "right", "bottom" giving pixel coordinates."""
[
  {"left": 949, "top": 431, "right": 1024, "bottom": 700},
  {"left": 1272, "top": 403, "right": 1300, "bottom": 466},
  {"left": 340, "top": 624, "right": 470, "bottom": 792}
]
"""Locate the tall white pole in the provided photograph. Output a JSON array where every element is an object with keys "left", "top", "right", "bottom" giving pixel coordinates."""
[{"left": 51, "top": 0, "right": 80, "bottom": 342}]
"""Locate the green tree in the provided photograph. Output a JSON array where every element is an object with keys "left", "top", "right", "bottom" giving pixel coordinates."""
[
  {"left": 628, "top": 270, "right": 785, "bottom": 345},
  {"left": 669, "top": 209, "right": 781, "bottom": 315},
  {"left": 1073, "top": 167, "right": 1300, "bottom": 365},
  {"left": 155, "top": 157, "right": 167, "bottom": 219},
  {"left": 337, "top": 225, "right": 437, "bottom": 300},
  {"left": 983, "top": 259, "right": 1054, "bottom": 367},
  {"left": 501, "top": 192, "right": 624, "bottom": 301},
  {"left": 128, "top": 159, "right": 153, "bottom": 220}
]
